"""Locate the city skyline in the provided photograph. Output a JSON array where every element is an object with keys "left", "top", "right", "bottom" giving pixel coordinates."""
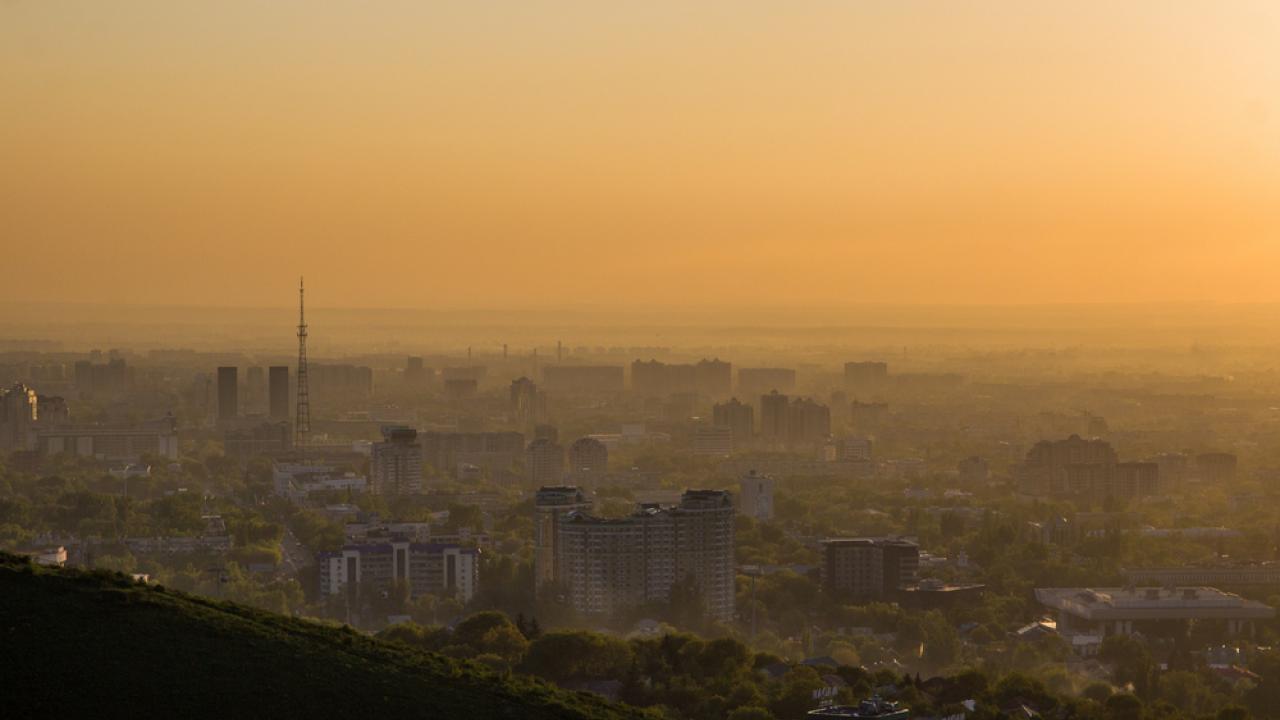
[{"left": 8, "top": 5, "right": 1280, "bottom": 718}]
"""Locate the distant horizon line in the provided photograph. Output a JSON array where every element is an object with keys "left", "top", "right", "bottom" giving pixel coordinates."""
[{"left": 5, "top": 299, "right": 1280, "bottom": 313}]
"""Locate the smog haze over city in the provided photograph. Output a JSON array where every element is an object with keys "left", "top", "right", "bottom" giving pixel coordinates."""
[{"left": 5, "top": 3, "right": 1280, "bottom": 720}]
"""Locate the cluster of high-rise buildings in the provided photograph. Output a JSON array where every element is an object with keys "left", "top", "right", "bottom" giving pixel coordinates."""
[
  {"left": 1018, "top": 435, "right": 1159, "bottom": 501},
  {"left": 699, "top": 391, "right": 835, "bottom": 455},
  {"left": 630, "top": 358, "right": 732, "bottom": 398},
  {"left": 215, "top": 365, "right": 292, "bottom": 424}
]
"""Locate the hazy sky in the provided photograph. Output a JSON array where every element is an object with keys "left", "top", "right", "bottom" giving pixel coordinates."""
[{"left": 3, "top": 1, "right": 1279, "bottom": 309}]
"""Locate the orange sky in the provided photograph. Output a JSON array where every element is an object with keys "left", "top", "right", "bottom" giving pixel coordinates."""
[{"left": 3, "top": 1, "right": 1279, "bottom": 309}]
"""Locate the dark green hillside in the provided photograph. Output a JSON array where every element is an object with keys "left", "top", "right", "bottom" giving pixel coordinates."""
[{"left": 0, "top": 553, "right": 650, "bottom": 719}]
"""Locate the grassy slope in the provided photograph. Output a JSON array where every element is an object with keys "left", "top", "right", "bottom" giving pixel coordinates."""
[{"left": 0, "top": 554, "right": 648, "bottom": 720}]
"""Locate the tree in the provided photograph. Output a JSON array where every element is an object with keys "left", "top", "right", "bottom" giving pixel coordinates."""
[
  {"left": 453, "top": 611, "right": 516, "bottom": 652},
  {"left": 727, "top": 707, "right": 773, "bottom": 720},
  {"left": 520, "top": 630, "right": 632, "bottom": 684},
  {"left": 1100, "top": 634, "right": 1154, "bottom": 692},
  {"left": 1083, "top": 682, "right": 1114, "bottom": 704},
  {"left": 479, "top": 624, "right": 529, "bottom": 667},
  {"left": 1104, "top": 693, "right": 1143, "bottom": 720},
  {"left": 1217, "top": 706, "right": 1249, "bottom": 720},
  {"left": 770, "top": 666, "right": 825, "bottom": 720}
]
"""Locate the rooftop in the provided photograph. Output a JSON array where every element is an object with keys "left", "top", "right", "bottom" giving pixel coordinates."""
[{"left": 1036, "top": 587, "right": 1275, "bottom": 620}]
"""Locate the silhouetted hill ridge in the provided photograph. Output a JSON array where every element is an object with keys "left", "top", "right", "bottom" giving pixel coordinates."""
[{"left": 0, "top": 552, "right": 649, "bottom": 719}]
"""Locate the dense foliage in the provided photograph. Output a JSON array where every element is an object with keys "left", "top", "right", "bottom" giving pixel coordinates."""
[{"left": 0, "top": 552, "right": 652, "bottom": 720}]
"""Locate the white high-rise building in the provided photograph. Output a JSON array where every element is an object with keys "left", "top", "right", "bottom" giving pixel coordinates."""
[{"left": 738, "top": 470, "right": 774, "bottom": 521}]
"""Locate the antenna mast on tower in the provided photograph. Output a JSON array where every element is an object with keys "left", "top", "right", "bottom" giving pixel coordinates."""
[{"left": 295, "top": 277, "right": 311, "bottom": 450}]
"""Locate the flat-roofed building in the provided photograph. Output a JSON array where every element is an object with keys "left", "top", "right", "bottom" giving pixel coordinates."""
[
  {"left": 534, "top": 485, "right": 593, "bottom": 590},
  {"left": 35, "top": 417, "right": 179, "bottom": 461},
  {"left": 738, "top": 470, "right": 774, "bottom": 521},
  {"left": 272, "top": 461, "right": 367, "bottom": 504},
  {"left": 738, "top": 367, "right": 796, "bottom": 397},
  {"left": 526, "top": 438, "right": 565, "bottom": 486},
  {"left": 1125, "top": 565, "right": 1280, "bottom": 587},
  {"left": 787, "top": 397, "right": 831, "bottom": 446},
  {"left": 542, "top": 365, "right": 624, "bottom": 394},
  {"left": 821, "top": 537, "right": 920, "bottom": 601},
  {"left": 370, "top": 425, "right": 424, "bottom": 495},
  {"left": 712, "top": 397, "right": 754, "bottom": 445},
  {"left": 268, "top": 366, "right": 290, "bottom": 421},
  {"left": 567, "top": 436, "right": 608, "bottom": 483},
  {"left": 419, "top": 431, "right": 525, "bottom": 477},
  {"left": 557, "top": 490, "right": 734, "bottom": 622},
  {"left": 1036, "top": 586, "right": 1274, "bottom": 638},
  {"left": 224, "top": 421, "right": 292, "bottom": 460},
  {"left": 318, "top": 542, "right": 477, "bottom": 603},
  {"left": 693, "top": 424, "right": 734, "bottom": 457},
  {"left": 759, "top": 390, "right": 790, "bottom": 442},
  {"left": 216, "top": 366, "right": 238, "bottom": 424},
  {"left": 844, "top": 361, "right": 888, "bottom": 392},
  {"left": 0, "top": 383, "right": 39, "bottom": 450}
]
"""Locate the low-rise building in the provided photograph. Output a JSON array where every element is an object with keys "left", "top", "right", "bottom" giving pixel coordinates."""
[
  {"left": 17, "top": 546, "right": 67, "bottom": 567},
  {"left": 272, "top": 461, "right": 367, "bottom": 504},
  {"left": 1124, "top": 565, "right": 1280, "bottom": 587},
  {"left": 1036, "top": 586, "right": 1274, "bottom": 638},
  {"left": 35, "top": 417, "right": 180, "bottom": 461}
]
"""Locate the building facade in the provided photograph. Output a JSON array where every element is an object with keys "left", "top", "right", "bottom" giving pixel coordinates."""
[
  {"left": 760, "top": 391, "right": 790, "bottom": 442},
  {"left": 557, "top": 490, "right": 735, "bottom": 622},
  {"left": 318, "top": 542, "right": 478, "bottom": 603},
  {"left": 268, "top": 365, "right": 290, "bottom": 421},
  {"left": 821, "top": 537, "right": 920, "bottom": 601},
  {"left": 0, "top": 383, "right": 38, "bottom": 450},
  {"left": 533, "top": 485, "right": 593, "bottom": 590},
  {"left": 35, "top": 417, "right": 180, "bottom": 461},
  {"left": 712, "top": 397, "right": 754, "bottom": 444},
  {"left": 692, "top": 424, "right": 734, "bottom": 457},
  {"left": 216, "top": 366, "right": 238, "bottom": 424},
  {"left": 567, "top": 437, "right": 609, "bottom": 483},
  {"left": 738, "top": 470, "right": 774, "bottom": 521},
  {"left": 844, "top": 361, "right": 889, "bottom": 392},
  {"left": 370, "top": 425, "right": 424, "bottom": 495},
  {"left": 787, "top": 397, "right": 832, "bottom": 446},
  {"left": 738, "top": 367, "right": 796, "bottom": 397},
  {"left": 526, "top": 438, "right": 565, "bottom": 486}
]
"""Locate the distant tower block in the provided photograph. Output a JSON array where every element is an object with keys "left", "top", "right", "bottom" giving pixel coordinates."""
[
  {"left": 217, "top": 366, "right": 238, "bottom": 424},
  {"left": 268, "top": 366, "right": 289, "bottom": 421}
]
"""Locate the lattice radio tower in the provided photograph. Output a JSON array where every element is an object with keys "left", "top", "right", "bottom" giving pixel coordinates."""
[{"left": 295, "top": 276, "right": 311, "bottom": 450}]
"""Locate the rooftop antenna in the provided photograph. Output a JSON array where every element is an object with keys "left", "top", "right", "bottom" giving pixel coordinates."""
[{"left": 295, "top": 276, "right": 311, "bottom": 451}]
